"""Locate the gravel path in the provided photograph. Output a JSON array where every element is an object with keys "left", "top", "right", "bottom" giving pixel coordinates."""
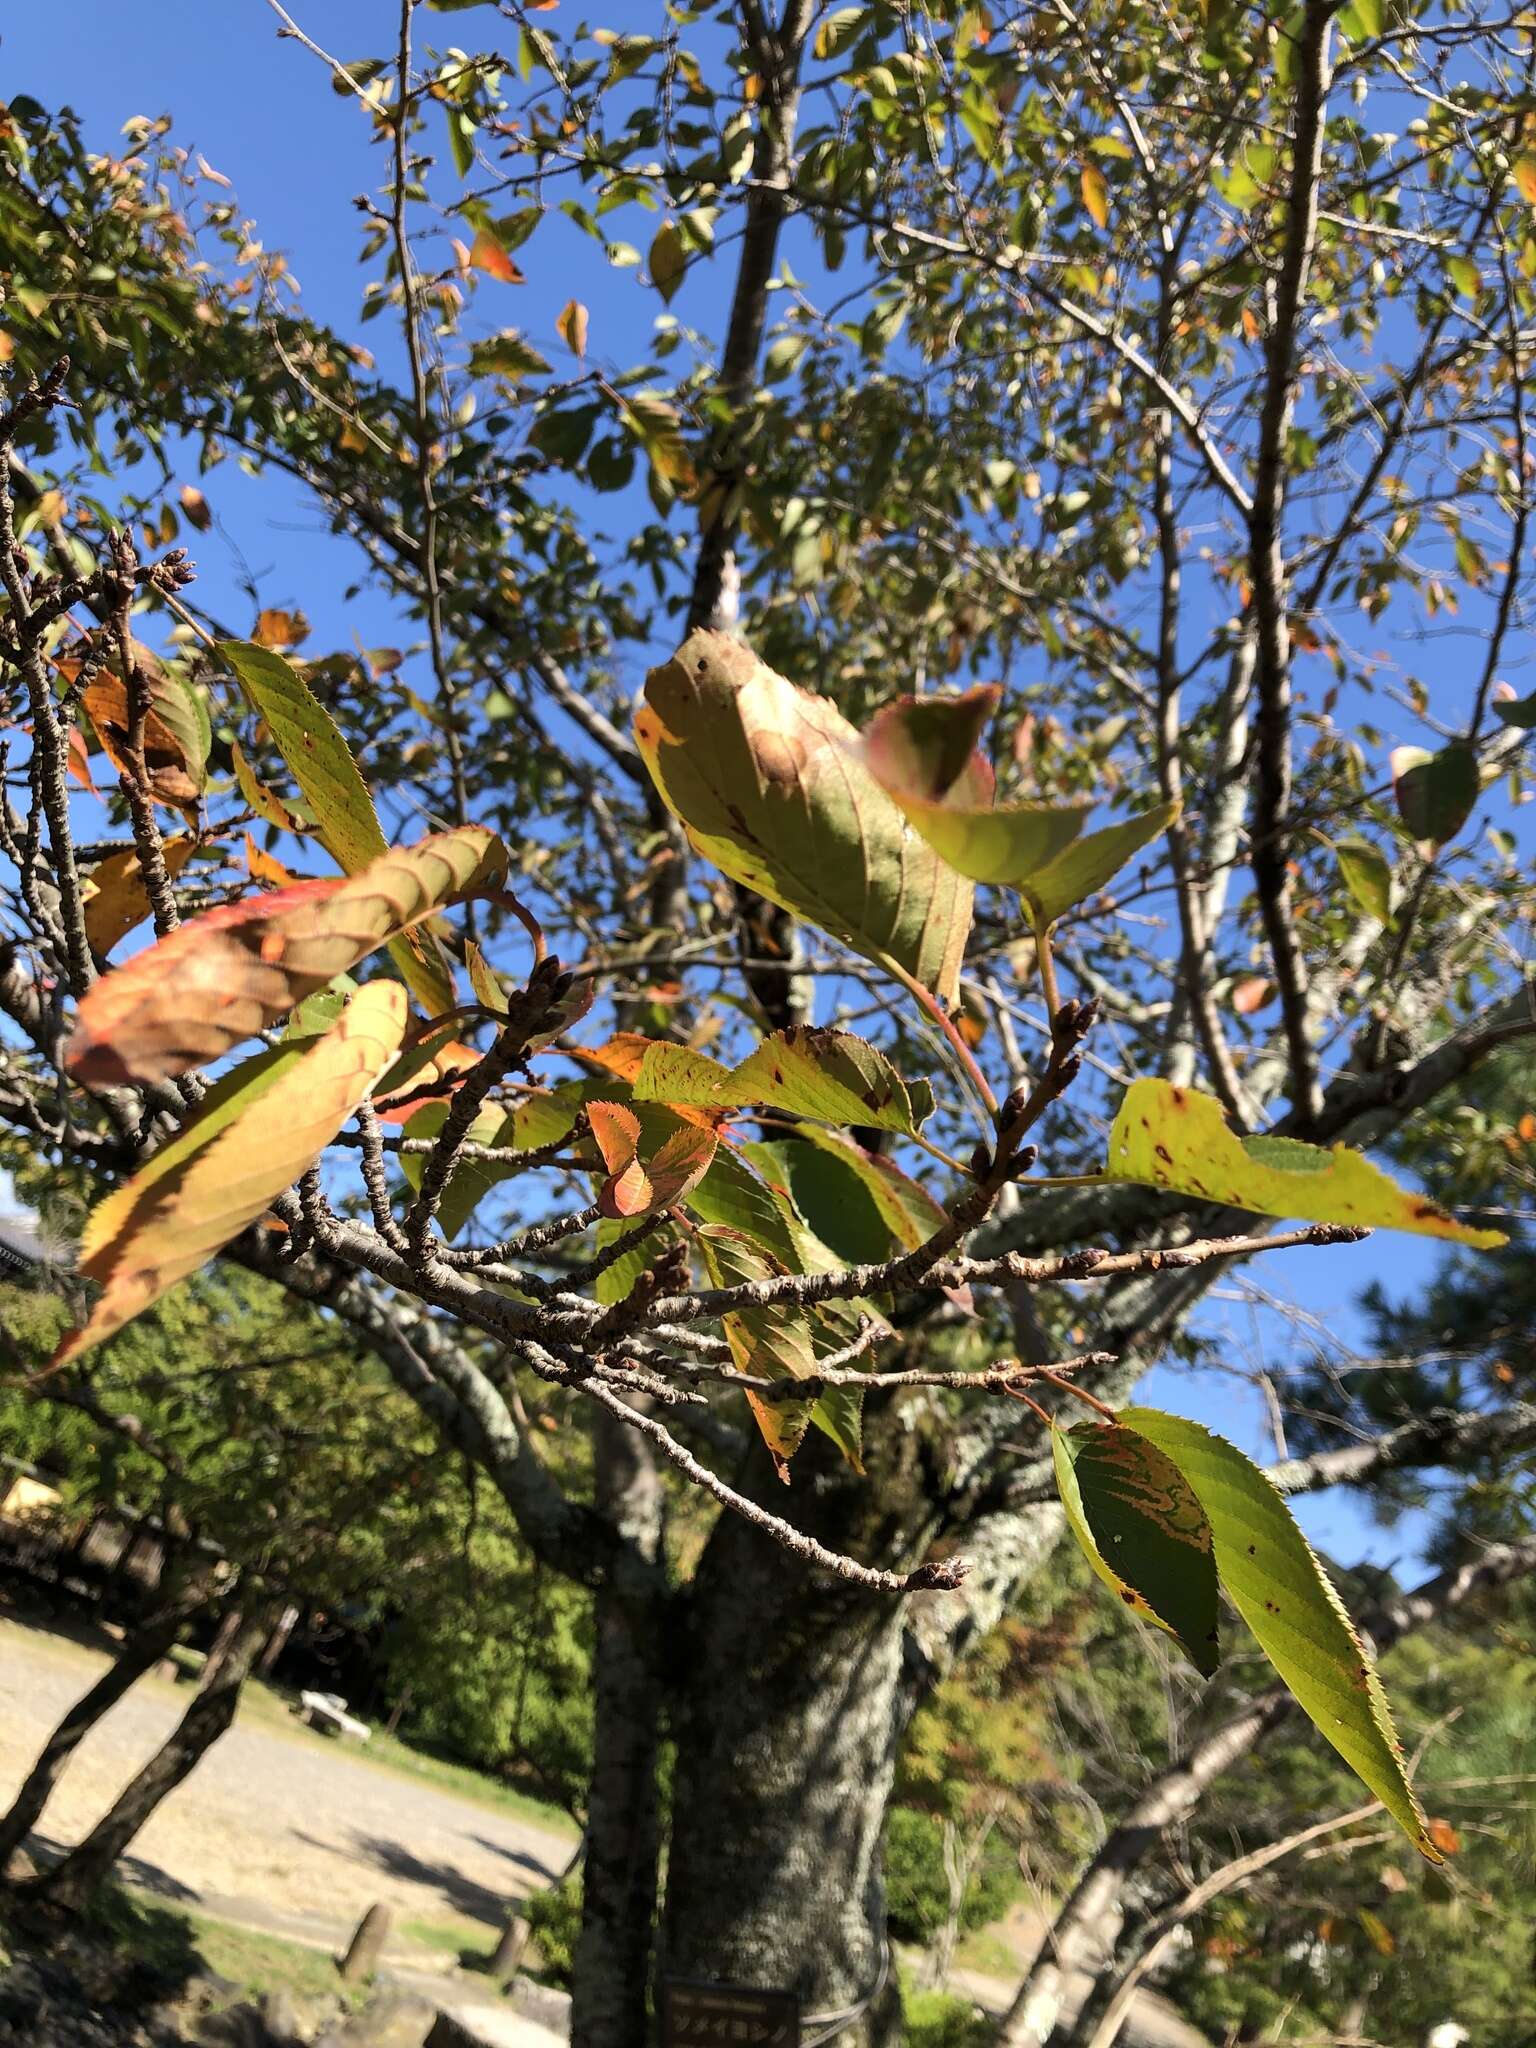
[{"left": 0, "top": 1619, "right": 574, "bottom": 1945}]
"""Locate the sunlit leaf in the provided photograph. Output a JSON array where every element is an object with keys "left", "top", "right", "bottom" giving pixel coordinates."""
[
  {"left": 470, "top": 227, "right": 525, "bottom": 282},
  {"left": 218, "top": 639, "right": 453, "bottom": 1012},
  {"left": 66, "top": 827, "right": 506, "bottom": 1085},
  {"left": 556, "top": 298, "right": 589, "bottom": 357},
  {"left": 1052, "top": 1421, "right": 1220, "bottom": 1674},
  {"left": 81, "top": 838, "right": 194, "bottom": 956},
  {"left": 1119, "top": 1407, "right": 1442, "bottom": 1859},
  {"left": 54, "top": 983, "right": 408, "bottom": 1367},
  {"left": 649, "top": 221, "right": 686, "bottom": 303},
  {"left": 587, "top": 1100, "right": 718, "bottom": 1219},
  {"left": 1106, "top": 1078, "right": 1505, "bottom": 1246},
  {"left": 400, "top": 1098, "right": 515, "bottom": 1240},
  {"left": 632, "top": 1026, "right": 931, "bottom": 1133},
  {"left": 232, "top": 738, "right": 304, "bottom": 832},
  {"left": 637, "top": 631, "right": 975, "bottom": 1003},
  {"left": 1080, "top": 163, "right": 1110, "bottom": 228},
  {"left": 78, "top": 667, "right": 205, "bottom": 810}
]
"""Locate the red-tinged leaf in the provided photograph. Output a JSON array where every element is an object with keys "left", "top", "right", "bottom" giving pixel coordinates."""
[
  {"left": 65, "top": 826, "right": 507, "bottom": 1085},
  {"left": 81, "top": 838, "right": 195, "bottom": 956},
  {"left": 253, "top": 607, "right": 309, "bottom": 651},
  {"left": 374, "top": 1031, "right": 484, "bottom": 1122},
  {"left": 66, "top": 726, "right": 98, "bottom": 793},
  {"left": 587, "top": 1099, "right": 717, "bottom": 1217},
  {"left": 1231, "top": 975, "right": 1274, "bottom": 1015},
  {"left": 471, "top": 228, "right": 525, "bottom": 282},
  {"left": 54, "top": 983, "right": 407, "bottom": 1366}
]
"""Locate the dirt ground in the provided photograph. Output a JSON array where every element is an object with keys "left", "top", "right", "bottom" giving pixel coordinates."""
[{"left": 0, "top": 1617, "right": 573, "bottom": 1951}]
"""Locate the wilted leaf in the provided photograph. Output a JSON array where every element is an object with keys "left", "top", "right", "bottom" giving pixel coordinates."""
[
  {"left": 1081, "top": 163, "right": 1110, "bottom": 228},
  {"left": 698, "top": 1223, "right": 820, "bottom": 1478},
  {"left": 1391, "top": 743, "right": 1478, "bottom": 851},
  {"left": 66, "top": 827, "right": 506, "bottom": 1086},
  {"left": 470, "top": 227, "right": 525, "bottom": 282},
  {"left": 1052, "top": 1421, "right": 1220, "bottom": 1674},
  {"left": 1230, "top": 975, "right": 1274, "bottom": 1015},
  {"left": 858, "top": 689, "right": 1175, "bottom": 924},
  {"left": 632, "top": 1026, "right": 931, "bottom": 1133},
  {"left": 556, "top": 298, "right": 589, "bottom": 357},
  {"left": 253, "top": 608, "right": 309, "bottom": 651},
  {"left": 179, "top": 484, "right": 212, "bottom": 531},
  {"left": 55, "top": 983, "right": 407, "bottom": 1366},
  {"left": 79, "top": 668, "right": 206, "bottom": 809},
  {"left": 587, "top": 1100, "right": 718, "bottom": 1219},
  {"left": 637, "top": 631, "right": 975, "bottom": 1004},
  {"left": 1334, "top": 836, "right": 1393, "bottom": 923},
  {"left": 219, "top": 639, "right": 452, "bottom": 1013},
  {"left": 82, "top": 838, "right": 194, "bottom": 956},
  {"left": 1119, "top": 1407, "right": 1442, "bottom": 1860},
  {"left": 232, "top": 738, "right": 304, "bottom": 833},
  {"left": 1106, "top": 1079, "right": 1505, "bottom": 1245}
]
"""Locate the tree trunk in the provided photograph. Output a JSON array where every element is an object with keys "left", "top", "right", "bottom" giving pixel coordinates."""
[
  {"left": 570, "top": 1408, "right": 665, "bottom": 2048},
  {"left": 0, "top": 1578, "right": 212, "bottom": 1873},
  {"left": 30, "top": 1600, "right": 272, "bottom": 1911},
  {"left": 662, "top": 1436, "right": 923, "bottom": 2048}
]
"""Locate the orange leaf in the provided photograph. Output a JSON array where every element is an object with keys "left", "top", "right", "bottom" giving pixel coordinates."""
[
  {"left": 78, "top": 671, "right": 202, "bottom": 812},
  {"left": 471, "top": 229, "right": 525, "bottom": 283},
  {"left": 244, "top": 832, "right": 298, "bottom": 889},
  {"left": 1231, "top": 975, "right": 1275, "bottom": 1014},
  {"left": 1426, "top": 1817, "right": 1461, "bottom": 1856},
  {"left": 1081, "top": 164, "right": 1110, "bottom": 229},
  {"left": 66, "top": 826, "right": 506, "bottom": 1085},
  {"left": 179, "top": 484, "right": 213, "bottom": 532},
  {"left": 253, "top": 608, "right": 309, "bottom": 651},
  {"left": 82, "top": 838, "right": 195, "bottom": 957}
]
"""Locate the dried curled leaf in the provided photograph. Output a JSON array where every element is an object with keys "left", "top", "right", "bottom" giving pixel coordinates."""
[
  {"left": 859, "top": 689, "right": 1176, "bottom": 924},
  {"left": 54, "top": 983, "right": 408, "bottom": 1367},
  {"left": 66, "top": 826, "right": 507, "bottom": 1086},
  {"left": 1107, "top": 1078, "right": 1506, "bottom": 1246},
  {"left": 79, "top": 666, "right": 207, "bottom": 810},
  {"left": 636, "top": 631, "right": 975, "bottom": 1004},
  {"left": 631, "top": 1026, "right": 932, "bottom": 1133}
]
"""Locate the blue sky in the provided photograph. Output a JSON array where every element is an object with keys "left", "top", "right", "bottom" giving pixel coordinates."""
[{"left": 3, "top": 0, "right": 1498, "bottom": 1577}]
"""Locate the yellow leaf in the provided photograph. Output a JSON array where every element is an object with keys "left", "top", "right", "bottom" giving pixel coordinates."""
[
  {"left": 1081, "top": 163, "right": 1110, "bottom": 229},
  {"left": 1107, "top": 1079, "right": 1506, "bottom": 1246},
  {"left": 1515, "top": 157, "right": 1536, "bottom": 205},
  {"left": 54, "top": 983, "right": 408, "bottom": 1367},
  {"left": 253, "top": 608, "right": 309, "bottom": 651},
  {"left": 556, "top": 298, "right": 589, "bottom": 358},
  {"left": 82, "top": 839, "right": 194, "bottom": 956}
]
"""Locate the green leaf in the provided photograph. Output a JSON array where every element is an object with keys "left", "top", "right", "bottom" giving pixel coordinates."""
[
  {"left": 469, "top": 331, "right": 552, "bottom": 381},
  {"left": 1332, "top": 836, "right": 1394, "bottom": 923},
  {"left": 400, "top": 1101, "right": 516, "bottom": 1241},
  {"left": 636, "top": 631, "right": 976, "bottom": 1005},
  {"left": 649, "top": 222, "right": 686, "bottom": 304},
  {"left": 1493, "top": 688, "right": 1536, "bottom": 729},
  {"left": 698, "top": 1224, "right": 821, "bottom": 1479},
  {"left": 1052, "top": 1422, "right": 1220, "bottom": 1674},
  {"left": 1118, "top": 1408, "right": 1442, "bottom": 1860},
  {"left": 857, "top": 687, "right": 1175, "bottom": 920},
  {"left": 1391, "top": 743, "right": 1479, "bottom": 851},
  {"left": 218, "top": 640, "right": 454, "bottom": 1013},
  {"left": 632, "top": 1026, "right": 931, "bottom": 1133},
  {"left": 814, "top": 5, "right": 866, "bottom": 58},
  {"left": 1106, "top": 1079, "right": 1504, "bottom": 1246}
]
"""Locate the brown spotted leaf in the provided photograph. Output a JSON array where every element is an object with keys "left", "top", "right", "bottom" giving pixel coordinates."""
[
  {"left": 636, "top": 630, "right": 975, "bottom": 1004},
  {"left": 54, "top": 982, "right": 407, "bottom": 1367},
  {"left": 66, "top": 826, "right": 507, "bottom": 1086},
  {"left": 1107, "top": 1078, "right": 1505, "bottom": 1246},
  {"left": 587, "top": 1099, "right": 718, "bottom": 1218},
  {"left": 631, "top": 1026, "right": 932, "bottom": 1133}
]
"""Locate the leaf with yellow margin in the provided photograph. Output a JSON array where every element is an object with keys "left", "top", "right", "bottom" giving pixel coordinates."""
[
  {"left": 53, "top": 983, "right": 407, "bottom": 1368},
  {"left": 1106, "top": 1079, "right": 1505, "bottom": 1246}
]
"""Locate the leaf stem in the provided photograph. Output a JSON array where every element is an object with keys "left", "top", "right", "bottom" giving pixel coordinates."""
[
  {"left": 878, "top": 950, "right": 998, "bottom": 1119},
  {"left": 1037, "top": 1366, "right": 1118, "bottom": 1421}
]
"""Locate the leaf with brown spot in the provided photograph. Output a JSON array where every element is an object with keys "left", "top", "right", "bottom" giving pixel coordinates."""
[
  {"left": 65, "top": 826, "right": 506, "bottom": 1085},
  {"left": 78, "top": 666, "right": 207, "bottom": 810},
  {"left": 54, "top": 983, "right": 407, "bottom": 1367},
  {"left": 253, "top": 608, "right": 310, "bottom": 651},
  {"left": 81, "top": 838, "right": 195, "bottom": 956},
  {"left": 1107, "top": 1078, "right": 1505, "bottom": 1246},
  {"left": 636, "top": 631, "right": 976, "bottom": 1003}
]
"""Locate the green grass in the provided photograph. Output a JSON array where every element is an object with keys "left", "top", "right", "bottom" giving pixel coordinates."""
[
  {"left": 185, "top": 1910, "right": 357, "bottom": 2006},
  {"left": 400, "top": 1913, "right": 497, "bottom": 1962},
  {"left": 954, "top": 1924, "right": 1025, "bottom": 1981}
]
